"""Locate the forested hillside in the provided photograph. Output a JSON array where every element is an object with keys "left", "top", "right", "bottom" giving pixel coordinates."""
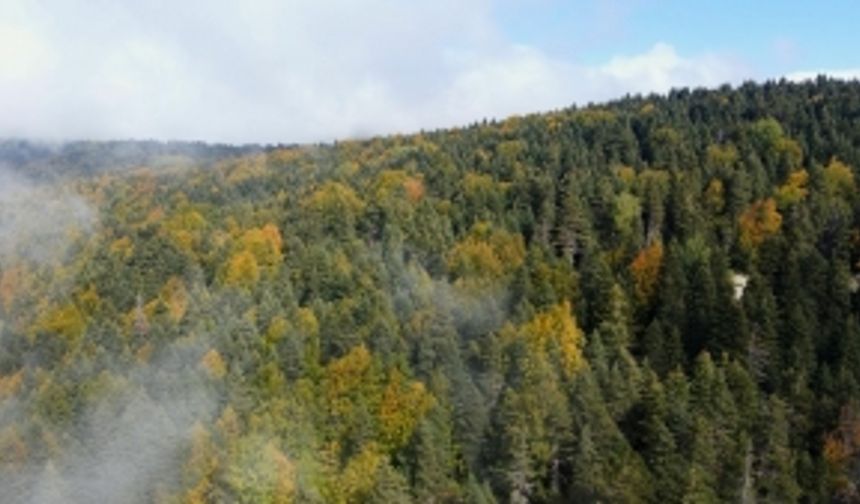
[{"left": 1, "top": 78, "right": 860, "bottom": 503}]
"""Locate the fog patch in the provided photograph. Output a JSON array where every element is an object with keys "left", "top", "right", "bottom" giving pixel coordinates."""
[
  {"left": 394, "top": 259, "right": 509, "bottom": 339},
  {"left": 1, "top": 333, "right": 221, "bottom": 504},
  {"left": 0, "top": 168, "right": 97, "bottom": 264}
]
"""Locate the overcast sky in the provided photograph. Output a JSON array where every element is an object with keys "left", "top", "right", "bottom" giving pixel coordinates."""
[{"left": 1, "top": 0, "right": 858, "bottom": 145}]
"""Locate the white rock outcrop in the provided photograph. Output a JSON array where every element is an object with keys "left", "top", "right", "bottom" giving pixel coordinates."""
[{"left": 731, "top": 272, "right": 749, "bottom": 301}]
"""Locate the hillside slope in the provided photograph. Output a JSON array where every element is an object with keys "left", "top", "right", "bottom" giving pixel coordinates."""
[{"left": 1, "top": 78, "right": 860, "bottom": 503}]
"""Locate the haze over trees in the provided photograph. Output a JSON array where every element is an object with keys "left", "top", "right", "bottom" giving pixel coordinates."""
[{"left": 1, "top": 77, "right": 860, "bottom": 502}]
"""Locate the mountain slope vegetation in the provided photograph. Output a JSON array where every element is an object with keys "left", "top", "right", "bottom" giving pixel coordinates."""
[{"left": 1, "top": 78, "right": 860, "bottom": 503}]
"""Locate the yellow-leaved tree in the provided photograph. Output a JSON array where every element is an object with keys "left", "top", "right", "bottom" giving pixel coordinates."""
[
  {"left": 378, "top": 369, "right": 434, "bottom": 451},
  {"left": 164, "top": 207, "right": 208, "bottom": 257},
  {"left": 824, "top": 158, "right": 856, "bottom": 198},
  {"left": 223, "top": 436, "right": 296, "bottom": 504},
  {"left": 240, "top": 224, "right": 283, "bottom": 269},
  {"left": 160, "top": 276, "right": 189, "bottom": 323},
  {"left": 224, "top": 250, "right": 260, "bottom": 288},
  {"left": 182, "top": 423, "right": 218, "bottom": 504},
  {"left": 447, "top": 222, "right": 525, "bottom": 290},
  {"left": 32, "top": 303, "right": 86, "bottom": 344},
  {"left": 630, "top": 241, "right": 664, "bottom": 305},
  {"left": 0, "top": 370, "right": 23, "bottom": 400},
  {"left": 303, "top": 181, "right": 366, "bottom": 233},
  {"left": 775, "top": 170, "right": 809, "bottom": 207},
  {"left": 199, "top": 349, "right": 227, "bottom": 379},
  {"left": 739, "top": 198, "right": 782, "bottom": 251},
  {"left": 323, "top": 344, "right": 378, "bottom": 445},
  {"left": 521, "top": 301, "right": 585, "bottom": 378},
  {"left": 223, "top": 223, "right": 283, "bottom": 288},
  {"left": 331, "top": 443, "right": 385, "bottom": 504}
]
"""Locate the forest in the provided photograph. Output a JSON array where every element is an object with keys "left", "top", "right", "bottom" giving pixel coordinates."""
[{"left": 1, "top": 77, "right": 859, "bottom": 503}]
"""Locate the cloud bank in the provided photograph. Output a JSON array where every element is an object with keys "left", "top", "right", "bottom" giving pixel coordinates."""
[{"left": 3, "top": 0, "right": 840, "bottom": 145}]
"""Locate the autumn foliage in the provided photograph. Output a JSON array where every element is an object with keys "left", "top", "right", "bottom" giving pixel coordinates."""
[
  {"left": 0, "top": 79, "right": 859, "bottom": 503},
  {"left": 824, "top": 404, "right": 860, "bottom": 501},
  {"left": 630, "top": 241, "right": 664, "bottom": 304},
  {"left": 739, "top": 198, "right": 782, "bottom": 250},
  {"left": 522, "top": 301, "right": 585, "bottom": 377}
]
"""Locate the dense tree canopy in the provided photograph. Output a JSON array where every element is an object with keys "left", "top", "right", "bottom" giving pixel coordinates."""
[{"left": 1, "top": 78, "right": 860, "bottom": 502}]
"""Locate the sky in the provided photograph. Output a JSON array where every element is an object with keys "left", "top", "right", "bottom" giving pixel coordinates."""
[{"left": 0, "top": 0, "right": 858, "bottom": 145}]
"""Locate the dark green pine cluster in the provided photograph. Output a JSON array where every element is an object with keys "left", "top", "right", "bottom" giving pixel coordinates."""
[{"left": 0, "top": 78, "right": 859, "bottom": 503}]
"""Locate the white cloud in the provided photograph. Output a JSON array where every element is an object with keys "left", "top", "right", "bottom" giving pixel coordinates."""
[
  {"left": 0, "top": 0, "right": 747, "bottom": 144},
  {"left": 594, "top": 43, "right": 741, "bottom": 95},
  {"left": 433, "top": 42, "right": 743, "bottom": 124}
]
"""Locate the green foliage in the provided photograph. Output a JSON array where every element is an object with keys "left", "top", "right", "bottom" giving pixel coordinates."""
[{"left": 2, "top": 79, "right": 860, "bottom": 502}]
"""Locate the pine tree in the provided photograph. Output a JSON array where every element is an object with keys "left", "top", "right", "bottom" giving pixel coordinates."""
[
  {"left": 640, "top": 369, "right": 686, "bottom": 504},
  {"left": 756, "top": 396, "right": 801, "bottom": 503}
]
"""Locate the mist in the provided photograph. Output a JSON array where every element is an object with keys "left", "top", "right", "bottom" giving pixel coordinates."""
[
  {"left": 0, "top": 168, "right": 97, "bottom": 264},
  {"left": 1, "top": 333, "right": 221, "bottom": 504}
]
